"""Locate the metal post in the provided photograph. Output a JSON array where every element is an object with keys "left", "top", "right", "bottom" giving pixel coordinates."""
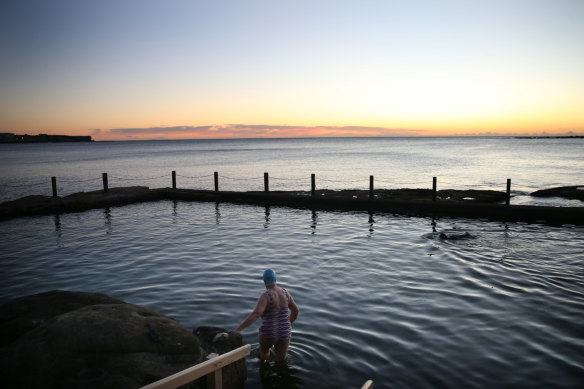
[
  {"left": 214, "top": 172, "right": 219, "bottom": 192},
  {"left": 311, "top": 173, "right": 316, "bottom": 196},
  {"left": 432, "top": 177, "right": 437, "bottom": 202},
  {"left": 370, "top": 175, "right": 374, "bottom": 198},
  {"left": 264, "top": 172, "right": 269, "bottom": 192},
  {"left": 172, "top": 171, "right": 176, "bottom": 189},
  {"left": 51, "top": 176, "right": 57, "bottom": 198},
  {"left": 102, "top": 173, "right": 109, "bottom": 193},
  {"left": 506, "top": 178, "right": 511, "bottom": 205}
]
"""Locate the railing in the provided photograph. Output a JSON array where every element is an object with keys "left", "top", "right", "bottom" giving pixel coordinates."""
[
  {"left": 37, "top": 172, "right": 513, "bottom": 205},
  {"left": 361, "top": 380, "right": 374, "bottom": 389},
  {"left": 140, "top": 344, "right": 251, "bottom": 389},
  {"left": 138, "top": 343, "right": 372, "bottom": 389}
]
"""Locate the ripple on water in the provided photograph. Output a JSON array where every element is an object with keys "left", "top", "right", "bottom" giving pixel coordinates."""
[{"left": 0, "top": 201, "right": 583, "bottom": 388}]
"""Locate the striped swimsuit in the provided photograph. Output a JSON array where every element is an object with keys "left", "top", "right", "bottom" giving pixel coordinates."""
[{"left": 258, "top": 288, "right": 292, "bottom": 343}]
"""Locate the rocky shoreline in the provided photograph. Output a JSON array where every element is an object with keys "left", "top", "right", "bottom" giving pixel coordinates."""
[
  {"left": 0, "top": 291, "right": 246, "bottom": 389},
  {"left": 530, "top": 186, "right": 584, "bottom": 201},
  {"left": 0, "top": 185, "right": 583, "bottom": 225}
]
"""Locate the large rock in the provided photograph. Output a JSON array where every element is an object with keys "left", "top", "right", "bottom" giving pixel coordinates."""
[
  {"left": 531, "top": 186, "right": 584, "bottom": 201},
  {"left": 0, "top": 291, "right": 246, "bottom": 389},
  {"left": 194, "top": 327, "right": 247, "bottom": 389},
  {"left": 0, "top": 290, "right": 125, "bottom": 348}
]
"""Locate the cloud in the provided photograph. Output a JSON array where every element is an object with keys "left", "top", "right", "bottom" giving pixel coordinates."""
[
  {"left": 105, "top": 124, "right": 425, "bottom": 139},
  {"left": 109, "top": 126, "right": 214, "bottom": 134}
]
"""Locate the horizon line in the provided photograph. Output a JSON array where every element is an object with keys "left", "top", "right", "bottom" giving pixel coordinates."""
[{"left": 94, "top": 133, "right": 584, "bottom": 142}]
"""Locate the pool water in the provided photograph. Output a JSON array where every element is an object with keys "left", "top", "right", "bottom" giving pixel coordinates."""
[{"left": 0, "top": 200, "right": 582, "bottom": 388}]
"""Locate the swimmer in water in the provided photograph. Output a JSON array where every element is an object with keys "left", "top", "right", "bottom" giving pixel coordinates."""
[{"left": 235, "top": 269, "right": 299, "bottom": 361}]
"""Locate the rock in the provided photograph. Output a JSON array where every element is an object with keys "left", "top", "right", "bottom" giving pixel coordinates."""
[
  {"left": 0, "top": 291, "right": 249, "bottom": 389},
  {"left": 320, "top": 188, "right": 507, "bottom": 203},
  {"left": 0, "top": 290, "right": 125, "bottom": 348},
  {"left": 531, "top": 186, "right": 584, "bottom": 201},
  {"left": 194, "top": 326, "right": 247, "bottom": 389},
  {"left": 437, "top": 189, "right": 507, "bottom": 203},
  {"left": 0, "top": 187, "right": 162, "bottom": 220},
  {"left": 0, "top": 195, "right": 60, "bottom": 219}
]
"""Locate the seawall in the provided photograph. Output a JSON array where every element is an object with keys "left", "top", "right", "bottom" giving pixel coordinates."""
[{"left": 1, "top": 186, "right": 583, "bottom": 226}]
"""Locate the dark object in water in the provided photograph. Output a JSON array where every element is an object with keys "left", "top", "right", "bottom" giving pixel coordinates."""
[{"left": 439, "top": 232, "right": 474, "bottom": 240}]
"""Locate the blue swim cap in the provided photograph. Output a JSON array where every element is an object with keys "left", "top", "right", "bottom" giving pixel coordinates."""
[{"left": 263, "top": 269, "right": 276, "bottom": 285}]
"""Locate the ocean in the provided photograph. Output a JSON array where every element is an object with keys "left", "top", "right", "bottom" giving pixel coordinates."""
[
  {"left": 0, "top": 137, "right": 583, "bottom": 388},
  {"left": 1, "top": 137, "right": 583, "bottom": 206}
]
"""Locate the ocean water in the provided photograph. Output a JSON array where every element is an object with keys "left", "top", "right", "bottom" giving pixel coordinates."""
[
  {"left": 0, "top": 137, "right": 583, "bottom": 206},
  {"left": 0, "top": 138, "right": 583, "bottom": 388},
  {"left": 0, "top": 201, "right": 583, "bottom": 388}
]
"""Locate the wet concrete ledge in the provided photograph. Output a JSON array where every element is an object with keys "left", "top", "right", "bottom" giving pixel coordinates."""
[{"left": 1, "top": 186, "right": 583, "bottom": 226}]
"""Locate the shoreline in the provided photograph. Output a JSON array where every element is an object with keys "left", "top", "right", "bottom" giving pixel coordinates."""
[
  {"left": 0, "top": 133, "right": 92, "bottom": 143},
  {"left": 1, "top": 186, "right": 583, "bottom": 226}
]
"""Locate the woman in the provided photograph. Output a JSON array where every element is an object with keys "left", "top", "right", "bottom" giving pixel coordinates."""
[{"left": 235, "top": 269, "right": 299, "bottom": 361}]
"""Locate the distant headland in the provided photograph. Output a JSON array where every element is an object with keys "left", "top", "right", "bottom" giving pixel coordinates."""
[
  {"left": 514, "top": 135, "right": 584, "bottom": 139},
  {"left": 0, "top": 133, "right": 93, "bottom": 143}
]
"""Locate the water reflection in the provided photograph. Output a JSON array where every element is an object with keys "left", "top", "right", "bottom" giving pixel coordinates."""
[
  {"left": 54, "top": 214, "right": 62, "bottom": 233},
  {"left": 215, "top": 202, "right": 221, "bottom": 224},
  {"left": 53, "top": 214, "right": 63, "bottom": 247},
  {"left": 310, "top": 209, "right": 318, "bottom": 234},
  {"left": 430, "top": 217, "right": 437, "bottom": 233},
  {"left": 258, "top": 360, "right": 303, "bottom": 389},
  {"left": 264, "top": 206, "right": 271, "bottom": 228},
  {"left": 172, "top": 200, "right": 178, "bottom": 218},
  {"left": 367, "top": 211, "right": 375, "bottom": 237},
  {"left": 103, "top": 207, "right": 112, "bottom": 234}
]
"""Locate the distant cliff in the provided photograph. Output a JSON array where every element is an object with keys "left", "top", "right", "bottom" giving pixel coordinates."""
[{"left": 0, "top": 133, "right": 92, "bottom": 143}]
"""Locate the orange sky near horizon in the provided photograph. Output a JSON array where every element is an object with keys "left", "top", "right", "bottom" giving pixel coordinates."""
[
  {"left": 1, "top": 1, "right": 583, "bottom": 141},
  {"left": 5, "top": 122, "right": 583, "bottom": 142}
]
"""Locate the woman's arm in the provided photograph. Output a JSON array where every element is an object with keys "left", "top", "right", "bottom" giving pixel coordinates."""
[
  {"left": 288, "top": 293, "right": 299, "bottom": 324},
  {"left": 235, "top": 294, "right": 268, "bottom": 332}
]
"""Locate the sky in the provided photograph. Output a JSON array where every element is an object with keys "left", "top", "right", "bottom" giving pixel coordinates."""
[{"left": 1, "top": 0, "right": 583, "bottom": 141}]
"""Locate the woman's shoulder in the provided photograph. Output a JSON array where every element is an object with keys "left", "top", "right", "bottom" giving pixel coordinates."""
[{"left": 278, "top": 287, "right": 292, "bottom": 300}]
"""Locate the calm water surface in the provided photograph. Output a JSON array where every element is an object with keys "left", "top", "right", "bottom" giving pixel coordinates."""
[
  {"left": 1, "top": 137, "right": 583, "bottom": 206},
  {"left": 1, "top": 201, "right": 582, "bottom": 388}
]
